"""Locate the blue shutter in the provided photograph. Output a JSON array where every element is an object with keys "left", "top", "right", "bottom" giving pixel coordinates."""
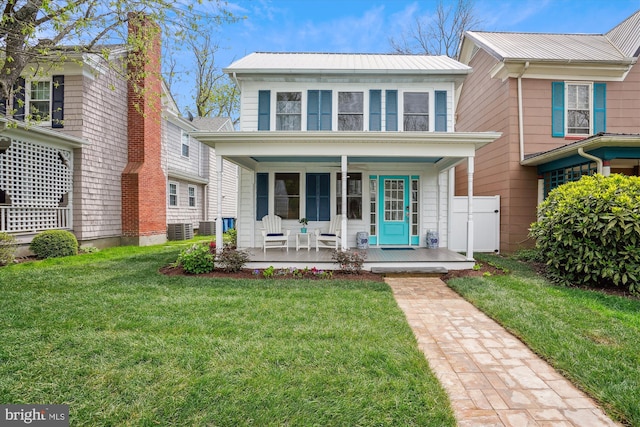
[
  {"left": 435, "top": 90, "right": 447, "bottom": 132},
  {"left": 13, "top": 77, "right": 25, "bottom": 121},
  {"left": 258, "top": 90, "right": 270, "bottom": 131},
  {"left": 256, "top": 173, "right": 269, "bottom": 220},
  {"left": 385, "top": 90, "right": 397, "bottom": 131},
  {"left": 305, "top": 173, "right": 330, "bottom": 221},
  {"left": 320, "top": 90, "right": 332, "bottom": 130},
  {"left": 593, "top": 83, "right": 606, "bottom": 134},
  {"left": 52, "top": 75, "right": 64, "bottom": 128},
  {"left": 369, "top": 90, "right": 381, "bottom": 131},
  {"left": 307, "top": 90, "right": 319, "bottom": 130},
  {"left": 551, "top": 82, "right": 564, "bottom": 137}
]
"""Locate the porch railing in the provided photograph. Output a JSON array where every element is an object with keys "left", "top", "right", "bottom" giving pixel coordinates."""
[{"left": 0, "top": 206, "right": 72, "bottom": 233}]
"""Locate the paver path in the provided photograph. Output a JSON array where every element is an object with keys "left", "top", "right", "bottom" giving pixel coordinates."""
[{"left": 385, "top": 276, "right": 619, "bottom": 427}]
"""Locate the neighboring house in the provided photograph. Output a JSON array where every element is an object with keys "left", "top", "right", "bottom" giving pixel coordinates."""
[
  {"left": 0, "top": 15, "right": 237, "bottom": 252},
  {"left": 456, "top": 10, "right": 640, "bottom": 253},
  {"left": 193, "top": 52, "right": 500, "bottom": 257}
]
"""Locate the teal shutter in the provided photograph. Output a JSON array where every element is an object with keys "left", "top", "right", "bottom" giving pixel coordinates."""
[
  {"left": 258, "top": 90, "right": 270, "bottom": 130},
  {"left": 320, "top": 90, "right": 332, "bottom": 130},
  {"left": 593, "top": 83, "right": 606, "bottom": 134},
  {"left": 435, "top": 90, "right": 447, "bottom": 131},
  {"left": 551, "top": 82, "right": 564, "bottom": 137},
  {"left": 13, "top": 77, "right": 25, "bottom": 121},
  {"left": 369, "top": 90, "right": 381, "bottom": 131},
  {"left": 385, "top": 90, "right": 397, "bottom": 131},
  {"left": 256, "top": 173, "right": 269, "bottom": 220},
  {"left": 305, "top": 173, "right": 330, "bottom": 221},
  {"left": 52, "top": 75, "right": 64, "bottom": 128}
]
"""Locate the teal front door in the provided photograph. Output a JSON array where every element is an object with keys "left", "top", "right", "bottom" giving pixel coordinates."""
[{"left": 379, "top": 176, "right": 410, "bottom": 245}]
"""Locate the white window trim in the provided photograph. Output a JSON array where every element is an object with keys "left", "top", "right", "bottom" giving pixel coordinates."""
[
  {"left": 188, "top": 185, "right": 197, "bottom": 209},
  {"left": 168, "top": 181, "right": 179, "bottom": 207},
  {"left": 181, "top": 130, "right": 190, "bottom": 158},
  {"left": 565, "top": 81, "right": 593, "bottom": 137},
  {"left": 25, "top": 78, "right": 53, "bottom": 126}
]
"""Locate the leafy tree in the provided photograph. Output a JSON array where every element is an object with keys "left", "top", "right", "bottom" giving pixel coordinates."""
[{"left": 389, "top": 0, "right": 481, "bottom": 58}]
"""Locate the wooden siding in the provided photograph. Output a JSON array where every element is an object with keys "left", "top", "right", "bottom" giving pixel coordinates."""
[
  {"left": 607, "top": 63, "right": 640, "bottom": 131},
  {"left": 166, "top": 179, "right": 204, "bottom": 226}
]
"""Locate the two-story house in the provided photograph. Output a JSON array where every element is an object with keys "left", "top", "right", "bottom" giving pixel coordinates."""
[
  {"left": 194, "top": 52, "right": 500, "bottom": 263},
  {"left": 0, "top": 14, "right": 237, "bottom": 253},
  {"left": 456, "top": 10, "right": 640, "bottom": 253}
]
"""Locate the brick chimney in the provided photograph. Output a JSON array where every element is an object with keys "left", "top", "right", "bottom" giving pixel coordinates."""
[{"left": 121, "top": 13, "right": 167, "bottom": 246}]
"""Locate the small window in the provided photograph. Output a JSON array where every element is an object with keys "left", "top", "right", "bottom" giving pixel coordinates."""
[
  {"left": 274, "top": 173, "right": 300, "bottom": 219},
  {"left": 181, "top": 131, "right": 190, "bottom": 157},
  {"left": 188, "top": 185, "right": 196, "bottom": 207},
  {"left": 276, "top": 92, "right": 301, "bottom": 131},
  {"left": 29, "top": 81, "right": 51, "bottom": 121},
  {"left": 169, "top": 182, "right": 178, "bottom": 207},
  {"left": 567, "top": 83, "right": 591, "bottom": 135},
  {"left": 337, "top": 172, "right": 362, "bottom": 220},
  {"left": 403, "top": 92, "right": 429, "bottom": 131},
  {"left": 338, "top": 92, "right": 363, "bottom": 131}
]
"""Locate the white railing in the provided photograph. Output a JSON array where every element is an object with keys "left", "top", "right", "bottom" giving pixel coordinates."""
[{"left": 0, "top": 206, "right": 72, "bottom": 233}]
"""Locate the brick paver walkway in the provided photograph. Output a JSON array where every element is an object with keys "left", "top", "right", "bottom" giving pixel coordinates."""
[{"left": 385, "top": 276, "right": 619, "bottom": 427}]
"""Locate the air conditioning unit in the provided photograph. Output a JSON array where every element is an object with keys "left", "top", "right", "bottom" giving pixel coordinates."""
[
  {"left": 167, "top": 223, "right": 194, "bottom": 241},
  {"left": 199, "top": 221, "right": 215, "bottom": 236}
]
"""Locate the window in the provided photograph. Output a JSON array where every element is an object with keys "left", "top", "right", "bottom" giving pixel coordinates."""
[
  {"left": 274, "top": 173, "right": 300, "bottom": 219},
  {"left": 338, "top": 92, "right": 363, "bottom": 131},
  {"left": 552, "top": 82, "right": 606, "bottom": 137},
  {"left": 181, "top": 131, "right": 190, "bottom": 157},
  {"left": 369, "top": 176, "right": 377, "bottom": 236},
  {"left": 386, "top": 90, "right": 398, "bottom": 131},
  {"left": 29, "top": 81, "right": 51, "bottom": 121},
  {"left": 188, "top": 185, "right": 196, "bottom": 207},
  {"left": 307, "top": 90, "right": 332, "bottom": 130},
  {"left": 337, "top": 173, "right": 362, "bottom": 220},
  {"left": 306, "top": 173, "right": 330, "bottom": 221},
  {"left": 434, "top": 91, "right": 447, "bottom": 132},
  {"left": 258, "top": 90, "right": 270, "bottom": 131},
  {"left": 404, "top": 92, "right": 429, "bottom": 131},
  {"left": 168, "top": 182, "right": 178, "bottom": 207},
  {"left": 276, "top": 92, "right": 301, "bottom": 130}
]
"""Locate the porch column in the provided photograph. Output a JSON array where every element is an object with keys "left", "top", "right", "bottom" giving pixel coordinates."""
[
  {"left": 216, "top": 155, "right": 224, "bottom": 254},
  {"left": 466, "top": 156, "right": 474, "bottom": 261},
  {"left": 341, "top": 155, "right": 348, "bottom": 251},
  {"left": 603, "top": 160, "right": 611, "bottom": 177},
  {"left": 537, "top": 175, "right": 545, "bottom": 207}
]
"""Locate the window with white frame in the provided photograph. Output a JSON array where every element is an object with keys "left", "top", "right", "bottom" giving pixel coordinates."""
[
  {"left": 168, "top": 182, "right": 178, "bottom": 207},
  {"left": 188, "top": 185, "right": 196, "bottom": 207},
  {"left": 337, "top": 172, "right": 362, "bottom": 219},
  {"left": 276, "top": 92, "right": 302, "bottom": 130},
  {"left": 566, "top": 83, "right": 591, "bottom": 135},
  {"left": 28, "top": 80, "right": 51, "bottom": 122},
  {"left": 338, "top": 92, "right": 363, "bottom": 131},
  {"left": 181, "top": 131, "right": 190, "bottom": 157},
  {"left": 274, "top": 173, "right": 300, "bottom": 219},
  {"left": 403, "top": 92, "right": 429, "bottom": 131}
]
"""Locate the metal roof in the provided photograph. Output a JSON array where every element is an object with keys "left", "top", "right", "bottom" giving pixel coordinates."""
[
  {"left": 224, "top": 52, "right": 472, "bottom": 75},
  {"left": 606, "top": 10, "right": 640, "bottom": 57}
]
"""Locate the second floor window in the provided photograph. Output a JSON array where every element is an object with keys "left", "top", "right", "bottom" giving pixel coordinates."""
[
  {"left": 181, "top": 131, "right": 190, "bottom": 157},
  {"left": 276, "top": 92, "right": 301, "bottom": 130},
  {"left": 552, "top": 81, "right": 605, "bottom": 138},
  {"left": 404, "top": 92, "right": 429, "bottom": 131},
  {"left": 567, "top": 83, "right": 591, "bottom": 135},
  {"left": 29, "top": 81, "right": 51, "bottom": 121},
  {"left": 338, "top": 92, "right": 363, "bottom": 131}
]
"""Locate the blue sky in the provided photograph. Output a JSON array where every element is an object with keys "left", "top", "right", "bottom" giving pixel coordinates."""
[{"left": 172, "top": 0, "right": 640, "bottom": 111}]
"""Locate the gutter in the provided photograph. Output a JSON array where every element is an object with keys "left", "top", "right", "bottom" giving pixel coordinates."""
[
  {"left": 517, "top": 61, "right": 530, "bottom": 162},
  {"left": 577, "top": 147, "right": 603, "bottom": 174}
]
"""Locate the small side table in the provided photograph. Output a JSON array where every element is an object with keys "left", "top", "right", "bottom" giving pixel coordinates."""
[{"left": 296, "top": 232, "right": 312, "bottom": 251}]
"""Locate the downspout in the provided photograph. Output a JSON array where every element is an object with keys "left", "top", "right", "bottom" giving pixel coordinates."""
[
  {"left": 577, "top": 148, "right": 603, "bottom": 174},
  {"left": 517, "top": 61, "right": 530, "bottom": 162}
]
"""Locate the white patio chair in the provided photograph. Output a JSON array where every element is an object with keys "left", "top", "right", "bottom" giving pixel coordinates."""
[
  {"left": 315, "top": 215, "right": 342, "bottom": 251},
  {"left": 260, "top": 215, "right": 290, "bottom": 253}
]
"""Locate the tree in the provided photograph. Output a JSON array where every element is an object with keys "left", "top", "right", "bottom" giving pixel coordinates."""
[
  {"left": 389, "top": 0, "right": 481, "bottom": 58},
  {"left": 0, "top": 0, "right": 238, "bottom": 102}
]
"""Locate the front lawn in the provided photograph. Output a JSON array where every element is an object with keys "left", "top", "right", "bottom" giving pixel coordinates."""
[
  {"left": 0, "top": 244, "right": 455, "bottom": 426},
  {"left": 447, "top": 253, "right": 640, "bottom": 426}
]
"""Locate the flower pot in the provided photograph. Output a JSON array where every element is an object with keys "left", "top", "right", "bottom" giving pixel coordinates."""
[{"left": 301, "top": 227, "right": 307, "bottom": 233}]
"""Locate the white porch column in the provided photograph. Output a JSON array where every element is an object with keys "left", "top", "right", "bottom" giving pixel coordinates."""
[
  {"left": 341, "top": 155, "right": 348, "bottom": 251},
  {"left": 216, "top": 155, "right": 224, "bottom": 254},
  {"left": 603, "top": 160, "right": 611, "bottom": 177},
  {"left": 537, "top": 175, "right": 545, "bottom": 207},
  {"left": 466, "top": 156, "right": 474, "bottom": 261}
]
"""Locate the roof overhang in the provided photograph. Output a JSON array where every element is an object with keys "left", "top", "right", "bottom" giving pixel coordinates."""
[
  {"left": 0, "top": 118, "right": 88, "bottom": 149},
  {"left": 190, "top": 131, "right": 501, "bottom": 171},
  {"left": 489, "top": 58, "right": 637, "bottom": 82}
]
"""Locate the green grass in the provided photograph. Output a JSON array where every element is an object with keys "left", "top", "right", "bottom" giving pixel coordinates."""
[
  {"left": 448, "top": 253, "right": 640, "bottom": 426},
  {"left": 0, "top": 242, "right": 455, "bottom": 426}
]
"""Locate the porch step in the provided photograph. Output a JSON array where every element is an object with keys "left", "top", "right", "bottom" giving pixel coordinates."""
[{"left": 371, "top": 266, "right": 448, "bottom": 275}]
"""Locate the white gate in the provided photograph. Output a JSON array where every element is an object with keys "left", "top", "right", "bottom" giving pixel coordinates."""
[{"left": 450, "top": 196, "right": 500, "bottom": 253}]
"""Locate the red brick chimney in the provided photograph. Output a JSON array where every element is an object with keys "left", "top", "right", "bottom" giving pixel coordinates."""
[{"left": 121, "top": 13, "right": 167, "bottom": 246}]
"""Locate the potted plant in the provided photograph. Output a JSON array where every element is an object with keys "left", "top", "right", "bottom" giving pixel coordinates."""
[{"left": 299, "top": 218, "right": 308, "bottom": 233}]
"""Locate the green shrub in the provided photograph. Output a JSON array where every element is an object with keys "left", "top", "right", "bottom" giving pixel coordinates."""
[
  {"left": 177, "top": 243, "right": 214, "bottom": 274},
  {"left": 0, "top": 232, "right": 18, "bottom": 266},
  {"left": 530, "top": 174, "right": 640, "bottom": 293},
  {"left": 29, "top": 230, "right": 78, "bottom": 259},
  {"left": 331, "top": 249, "right": 366, "bottom": 274},
  {"left": 216, "top": 246, "right": 250, "bottom": 273},
  {"left": 224, "top": 228, "right": 237, "bottom": 247}
]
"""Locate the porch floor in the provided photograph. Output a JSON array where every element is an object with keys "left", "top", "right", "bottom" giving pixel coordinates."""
[{"left": 245, "top": 247, "right": 474, "bottom": 272}]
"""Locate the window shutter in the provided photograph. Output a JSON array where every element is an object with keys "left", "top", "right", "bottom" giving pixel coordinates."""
[
  {"left": 256, "top": 173, "right": 269, "bottom": 219},
  {"left": 258, "top": 90, "right": 270, "bottom": 131},
  {"left": 52, "top": 75, "right": 64, "bottom": 128},
  {"left": 551, "top": 82, "right": 564, "bottom": 137},
  {"left": 305, "top": 173, "right": 330, "bottom": 221},
  {"left": 593, "top": 83, "right": 606, "bottom": 134},
  {"left": 13, "top": 77, "right": 25, "bottom": 121},
  {"left": 307, "top": 90, "right": 319, "bottom": 130},
  {"left": 369, "top": 90, "right": 381, "bottom": 131},
  {"left": 385, "top": 90, "right": 397, "bottom": 131},
  {"left": 320, "top": 90, "right": 332, "bottom": 130},
  {"left": 435, "top": 90, "right": 447, "bottom": 131}
]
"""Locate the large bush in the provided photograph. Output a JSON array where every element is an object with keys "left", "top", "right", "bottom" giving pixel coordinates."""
[
  {"left": 29, "top": 230, "right": 78, "bottom": 259},
  {"left": 530, "top": 174, "right": 640, "bottom": 293},
  {"left": 0, "top": 232, "right": 18, "bottom": 265}
]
